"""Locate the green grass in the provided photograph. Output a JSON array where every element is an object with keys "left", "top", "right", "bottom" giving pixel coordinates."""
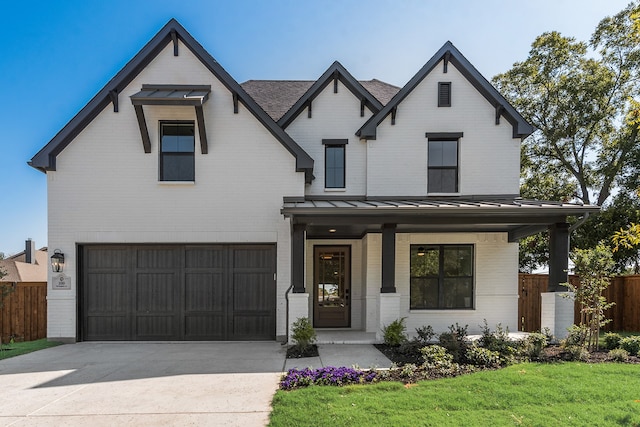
[
  {"left": 269, "top": 363, "right": 640, "bottom": 426},
  {"left": 0, "top": 339, "right": 62, "bottom": 360}
]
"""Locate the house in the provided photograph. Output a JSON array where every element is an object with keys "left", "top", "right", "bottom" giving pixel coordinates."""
[
  {"left": 29, "top": 19, "right": 598, "bottom": 343},
  {"left": 0, "top": 240, "right": 48, "bottom": 341}
]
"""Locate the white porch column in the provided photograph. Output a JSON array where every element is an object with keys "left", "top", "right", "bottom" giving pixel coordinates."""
[
  {"left": 541, "top": 292, "right": 574, "bottom": 340},
  {"left": 377, "top": 293, "right": 401, "bottom": 342},
  {"left": 287, "top": 293, "right": 310, "bottom": 342}
]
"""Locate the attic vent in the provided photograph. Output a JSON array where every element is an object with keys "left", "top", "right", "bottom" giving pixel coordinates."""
[{"left": 438, "top": 82, "right": 451, "bottom": 107}]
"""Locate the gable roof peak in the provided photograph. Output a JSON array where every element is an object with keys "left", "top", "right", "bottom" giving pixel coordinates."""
[{"left": 356, "top": 41, "right": 534, "bottom": 140}]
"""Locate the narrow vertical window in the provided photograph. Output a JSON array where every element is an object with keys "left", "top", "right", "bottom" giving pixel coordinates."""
[
  {"left": 323, "top": 139, "right": 347, "bottom": 189},
  {"left": 438, "top": 82, "right": 451, "bottom": 107},
  {"left": 426, "top": 132, "right": 462, "bottom": 193},
  {"left": 160, "top": 122, "right": 195, "bottom": 181}
]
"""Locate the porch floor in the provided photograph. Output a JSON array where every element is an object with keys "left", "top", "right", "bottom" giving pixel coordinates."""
[{"left": 315, "top": 329, "right": 377, "bottom": 344}]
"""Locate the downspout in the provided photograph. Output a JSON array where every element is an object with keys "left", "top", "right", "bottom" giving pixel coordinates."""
[
  {"left": 568, "top": 213, "right": 590, "bottom": 233},
  {"left": 282, "top": 282, "right": 294, "bottom": 345}
]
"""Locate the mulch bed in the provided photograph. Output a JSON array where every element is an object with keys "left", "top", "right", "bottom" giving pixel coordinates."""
[
  {"left": 375, "top": 343, "right": 640, "bottom": 365},
  {"left": 286, "top": 344, "right": 319, "bottom": 358}
]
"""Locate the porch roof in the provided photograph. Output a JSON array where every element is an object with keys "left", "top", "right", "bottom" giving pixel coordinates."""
[{"left": 281, "top": 197, "right": 600, "bottom": 242}]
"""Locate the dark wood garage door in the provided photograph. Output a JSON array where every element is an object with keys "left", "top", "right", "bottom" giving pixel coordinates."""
[{"left": 80, "top": 244, "right": 276, "bottom": 341}]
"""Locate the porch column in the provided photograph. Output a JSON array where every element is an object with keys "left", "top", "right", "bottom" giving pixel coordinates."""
[
  {"left": 291, "top": 223, "right": 306, "bottom": 293},
  {"left": 381, "top": 223, "right": 396, "bottom": 293},
  {"left": 548, "top": 222, "right": 569, "bottom": 292}
]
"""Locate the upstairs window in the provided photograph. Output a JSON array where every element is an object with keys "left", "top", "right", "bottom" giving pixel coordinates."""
[
  {"left": 160, "top": 122, "right": 195, "bottom": 181},
  {"left": 428, "top": 139, "right": 458, "bottom": 193},
  {"left": 438, "top": 82, "right": 451, "bottom": 107},
  {"left": 323, "top": 139, "right": 347, "bottom": 189}
]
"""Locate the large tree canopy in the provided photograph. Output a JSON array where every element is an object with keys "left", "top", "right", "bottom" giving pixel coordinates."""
[{"left": 493, "top": 2, "right": 640, "bottom": 271}]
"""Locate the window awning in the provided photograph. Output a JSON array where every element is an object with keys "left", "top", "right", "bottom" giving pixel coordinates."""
[
  {"left": 130, "top": 85, "right": 211, "bottom": 154},
  {"left": 130, "top": 85, "right": 211, "bottom": 106}
]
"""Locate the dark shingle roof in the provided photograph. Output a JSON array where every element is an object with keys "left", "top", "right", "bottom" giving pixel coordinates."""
[{"left": 241, "top": 79, "right": 400, "bottom": 122}]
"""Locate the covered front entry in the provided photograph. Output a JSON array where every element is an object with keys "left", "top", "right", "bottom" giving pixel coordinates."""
[
  {"left": 80, "top": 244, "right": 276, "bottom": 341},
  {"left": 313, "top": 246, "right": 351, "bottom": 328}
]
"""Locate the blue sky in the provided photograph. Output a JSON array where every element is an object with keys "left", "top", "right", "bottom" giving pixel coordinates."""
[{"left": 0, "top": 0, "right": 631, "bottom": 255}]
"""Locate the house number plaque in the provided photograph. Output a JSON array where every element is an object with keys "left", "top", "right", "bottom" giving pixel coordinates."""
[{"left": 52, "top": 274, "right": 71, "bottom": 290}]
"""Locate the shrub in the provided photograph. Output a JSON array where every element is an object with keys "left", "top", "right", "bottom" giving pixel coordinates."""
[
  {"left": 420, "top": 345, "right": 454, "bottom": 368},
  {"left": 280, "top": 366, "right": 377, "bottom": 390},
  {"left": 619, "top": 336, "right": 640, "bottom": 356},
  {"left": 522, "top": 332, "right": 548, "bottom": 360},
  {"left": 438, "top": 323, "right": 469, "bottom": 363},
  {"left": 291, "top": 317, "right": 316, "bottom": 351},
  {"left": 565, "top": 345, "right": 590, "bottom": 362},
  {"left": 607, "top": 348, "right": 629, "bottom": 362},
  {"left": 382, "top": 318, "right": 408, "bottom": 346},
  {"left": 602, "top": 332, "right": 622, "bottom": 350},
  {"left": 465, "top": 345, "right": 501, "bottom": 368},
  {"left": 478, "top": 321, "right": 518, "bottom": 365},
  {"left": 563, "top": 324, "right": 588, "bottom": 348},
  {"left": 399, "top": 363, "right": 419, "bottom": 382},
  {"left": 415, "top": 325, "right": 435, "bottom": 344}
]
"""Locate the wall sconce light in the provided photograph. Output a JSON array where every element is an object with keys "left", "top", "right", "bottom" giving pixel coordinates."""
[
  {"left": 417, "top": 247, "right": 425, "bottom": 256},
  {"left": 51, "top": 249, "right": 65, "bottom": 272}
]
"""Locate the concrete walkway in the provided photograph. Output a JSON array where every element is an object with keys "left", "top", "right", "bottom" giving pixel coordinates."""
[{"left": 0, "top": 342, "right": 392, "bottom": 426}]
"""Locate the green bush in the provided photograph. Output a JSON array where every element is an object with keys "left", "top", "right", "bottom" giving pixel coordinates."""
[
  {"left": 382, "top": 318, "right": 408, "bottom": 346},
  {"left": 607, "top": 348, "right": 629, "bottom": 362},
  {"left": 414, "top": 325, "right": 435, "bottom": 344},
  {"left": 563, "top": 325, "right": 588, "bottom": 348},
  {"left": 522, "top": 332, "right": 548, "bottom": 360},
  {"left": 619, "top": 336, "right": 640, "bottom": 356},
  {"left": 478, "top": 321, "right": 518, "bottom": 365},
  {"left": 565, "top": 345, "right": 590, "bottom": 361},
  {"left": 438, "top": 323, "right": 469, "bottom": 363},
  {"left": 465, "top": 345, "right": 501, "bottom": 368},
  {"left": 291, "top": 317, "right": 316, "bottom": 350},
  {"left": 602, "top": 332, "right": 622, "bottom": 350}
]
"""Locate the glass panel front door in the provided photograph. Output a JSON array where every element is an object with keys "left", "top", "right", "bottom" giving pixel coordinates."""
[{"left": 314, "top": 246, "right": 350, "bottom": 328}]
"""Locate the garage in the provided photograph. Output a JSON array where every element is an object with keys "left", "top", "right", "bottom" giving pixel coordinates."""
[{"left": 79, "top": 244, "right": 276, "bottom": 341}]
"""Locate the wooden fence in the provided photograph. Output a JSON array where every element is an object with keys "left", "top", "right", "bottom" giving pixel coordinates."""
[
  {"left": 518, "top": 274, "right": 640, "bottom": 333},
  {"left": 0, "top": 282, "right": 47, "bottom": 342}
]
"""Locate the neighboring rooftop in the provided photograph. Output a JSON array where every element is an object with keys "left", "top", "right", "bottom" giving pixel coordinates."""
[
  {"left": 241, "top": 79, "right": 400, "bottom": 122},
  {"left": 0, "top": 248, "right": 48, "bottom": 283}
]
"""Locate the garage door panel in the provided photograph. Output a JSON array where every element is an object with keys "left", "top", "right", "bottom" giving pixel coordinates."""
[
  {"left": 184, "top": 315, "right": 225, "bottom": 339},
  {"left": 233, "top": 273, "right": 275, "bottom": 311},
  {"left": 136, "top": 315, "right": 177, "bottom": 339},
  {"left": 232, "top": 315, "right": 274, "bottom": 340},
  {"left": 137, "top": 248, "right": 180, "bottom": 269},
  {"left": 136, "top": 273, "right": 178, "bottom": 312},
  {"left": 86, "top": 273, "right": 128, "bottom": 313},
  {"left": 185, "top": 273, "right": 225, "bottom": 311},
  {"left": 85, "top": 248, "right": 128, "bottom": 270},
  {"left": 85, "top": 316, "right": 127, "bottom": 340},
  {"left": 185, "top": 247, "right": 226, "bottom": 268},
  {"left": 232, "top": 247, "right": 274, "bottom": 269}
]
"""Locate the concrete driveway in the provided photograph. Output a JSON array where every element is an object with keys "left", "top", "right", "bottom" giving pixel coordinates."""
[{"left": 0, "top": 342, "right": 287, "bottom": 426}]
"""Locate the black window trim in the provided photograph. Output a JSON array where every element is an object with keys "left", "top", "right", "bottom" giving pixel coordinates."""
[
  {"left": 426, "top": 132, "right": 462, "bottom": 194},
  {"left": 324, "top": 139, "right": 347, "bottom": 189},
  {"left": 410, "top": 244, "right": 474, "bottom": 310},
  {"left": 159, "top": 120, "right": 196, "bottom": 182}
]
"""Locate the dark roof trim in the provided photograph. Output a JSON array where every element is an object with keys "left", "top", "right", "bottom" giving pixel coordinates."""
[
  {"left": 130, "top": 85, "right": 211, "bottom": 106},
  {"left": 277, "top": 61, "right": 383, "bottom": 129},
  {"left": 29, "top": 19, "right": 314, "bottom": 183},
  {"left": 426, "top": 132, "right": 463, "bottom": 140},
  {"left": 322, "top": 139, "right": 348, "bottom": 145},
  {"left": 356, "top": 41, "right": 534, "bottom": 140}
]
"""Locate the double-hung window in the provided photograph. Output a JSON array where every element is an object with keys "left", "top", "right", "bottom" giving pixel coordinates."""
[
  {"left": 426, "top": 132, "right": 462, "bottom": 193},
  {"left": 160, "top": 122, "right": 195, "bottom": 181},
  {"left": 410, "top": 244, "right": 474, "bottom": 309},
  {"left": 323, "top": 139, "right": 347, "bottom": 189}
]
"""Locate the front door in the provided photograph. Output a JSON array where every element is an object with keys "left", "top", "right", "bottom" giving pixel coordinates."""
[{"left": 313, "top": 246, "right": 350, "bottom": 328}]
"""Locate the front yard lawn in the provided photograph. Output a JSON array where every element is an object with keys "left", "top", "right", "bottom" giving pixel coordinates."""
[
  {"left": 0, "top": 339, "right": 62, "bottom": 360},
  {"left": 269, "top": 362, "right": 640, "bottom": 426}
]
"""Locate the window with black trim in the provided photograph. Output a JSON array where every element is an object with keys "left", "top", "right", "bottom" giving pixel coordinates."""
[
  {"left": 323, "top": 139, "right": 347, "bottom": 189},
  {"left": 428, "top": 138, "right": 458, "bottom": 193},
  {"left": 160, "top": 122, "right": 195, "bottom": 181},
  {"left": 438, "top": 82, "right": 451, "bottom": 107},
  {"left": 410, "top": 244, "right": 473, "bottom": 309}
]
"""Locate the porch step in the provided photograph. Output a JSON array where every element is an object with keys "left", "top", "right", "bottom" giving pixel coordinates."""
[{"left": 315, "top": 330, "right": 377, "bottom": 344}]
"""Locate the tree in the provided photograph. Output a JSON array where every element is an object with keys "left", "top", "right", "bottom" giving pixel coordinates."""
[
  {"left": 493, "top": 2, "right": 640, "bottom": 269},
  {"left": 565, "top": 244, "right": 615, "bottom": 352}
]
